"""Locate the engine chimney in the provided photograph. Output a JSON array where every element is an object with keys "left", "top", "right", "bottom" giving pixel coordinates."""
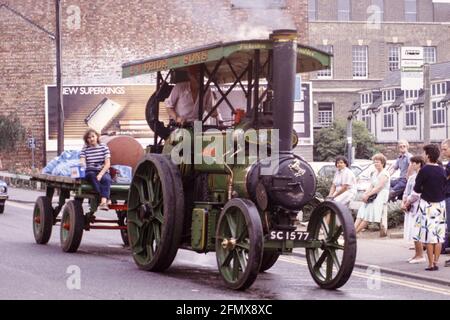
[{"left": 270, "top": 29, "right": 298, "bottom": 152}]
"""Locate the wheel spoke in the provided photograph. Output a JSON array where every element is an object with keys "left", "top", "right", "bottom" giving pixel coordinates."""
[
  {"left": 234, "top": 212, "right": 245, "bottom": 241},
  {"left": 128, "top": 217, "right": 144, "bottom": 228},
  {"left": 152, "top": 222, "right": 161, "bottom": 245},
  {"left": 320, "top": 220, "right": 330, "bottom": 238},
  {"left": 236, "top": 249, "right": 247, "bottom": 271},
  {"left": 330, "top": 225, "right": 343, "bottom": 243},
  {"left": 328, "top": 213, "right": 336, "bottom": 239},
  {"left": 132, "top": 180, "right": 149, "bottom": 204},
  {"left": 153, "top": 211, "right": 164, "bottom": 224},
  {"left": 329, "top": 250, "right": 341, "bottom": 270},
  {"left": 226, "top": 213, "right": 237, "bottom": 238},
  {"left": 235, "top": 242, "right": 250, "bottom": 251},
  {"left": 232, "top": 251, "right": 240, "bottom": 277},
  {"left": 222, "top": 251, "right": 233, "bottom": 267},
  {"left": 314, "top": 250, "right": 327, "bottom": 272},
  {"left": 326, "top": 253, "right": 334, "bottom": 281}
]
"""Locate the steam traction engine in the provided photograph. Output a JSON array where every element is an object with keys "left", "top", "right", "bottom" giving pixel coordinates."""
[{"left": 122, "top": 30, "right": 356, "bottom": 290}]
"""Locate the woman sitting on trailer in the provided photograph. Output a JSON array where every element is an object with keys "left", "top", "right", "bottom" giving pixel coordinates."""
[{"left": 80, "top": 129, "right": 111, "bottom": 211}]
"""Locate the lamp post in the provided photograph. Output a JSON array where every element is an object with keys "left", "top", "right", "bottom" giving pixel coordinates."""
[{"left": 55, "top": 0, "right": 64, "bottom": 155}]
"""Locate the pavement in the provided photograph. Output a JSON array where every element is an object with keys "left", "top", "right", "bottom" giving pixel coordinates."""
[{"left": 4, "top": 184, "right": 450, "bottom": 288}]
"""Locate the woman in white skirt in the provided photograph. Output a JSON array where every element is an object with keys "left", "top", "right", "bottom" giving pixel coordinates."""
[
  {"left": 355, "top": 153, "right": 390, "bottom": 234},
  {"left": 413, "top": 144, "right": 447, "bottom": 271},
  {"left": 327, "top": 155, "right": 356, "bottom": 207},
  {"left": 402, "top": 156, "right": 425, "bottom": 264}
]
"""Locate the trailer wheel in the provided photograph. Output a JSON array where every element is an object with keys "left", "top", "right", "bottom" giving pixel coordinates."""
[
  {"left": 33, "top": 196, "right": 54, "bottom": 244},
  {"left": 216, "top": 198, "right": 263, "bottom": 290},
  {"left": 259, "top": 251, "right": 280, "bottom": 273},
  {"left": 306, "top": 201, "right": 356, "bottom": 290},
  {"left": 60, "top": 200, "right": 84, "bottom": 253},
  {"left": 127, "top": 154, "right": 184, "bottom": 272},
  {"left": 117, "top": 210, "right": 129, "bottom": 246}
]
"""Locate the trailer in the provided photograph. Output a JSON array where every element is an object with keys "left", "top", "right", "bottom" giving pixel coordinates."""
[{"left": 31, "top": 173, "right": 129, "bottom": 252}]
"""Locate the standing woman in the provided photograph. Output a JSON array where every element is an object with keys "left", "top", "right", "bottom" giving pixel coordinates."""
[
  {"left": 413, "top": 144, "right": 447, "bottom": 271},
  {"left": 402, "top": 156, "right": 425, "bottom": 264},
  {"left": 354, "top": 153, "right": 390, "bottom": 234},
  {"left": 80, "top": 129, "right": 112, "bottom": 210},
  {"left": 327, "top": 155, "right": 356, "bottom": 207}
]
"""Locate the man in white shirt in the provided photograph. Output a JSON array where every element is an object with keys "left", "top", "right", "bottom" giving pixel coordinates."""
[{"left": 165, "top": 65, "right": 220, "bottom": 125}]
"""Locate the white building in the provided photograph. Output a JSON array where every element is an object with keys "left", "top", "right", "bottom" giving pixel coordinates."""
[{"left": 354, "top": 61, "right": 450, "bottom": 144}]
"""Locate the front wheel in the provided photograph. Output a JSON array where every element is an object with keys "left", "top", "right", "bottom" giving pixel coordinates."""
[
  {"left": 306, "top": 201, "right": 356, "bottom": 290},
  {"left": 215, "top": 198, "right": 263, "bottom": 290}
]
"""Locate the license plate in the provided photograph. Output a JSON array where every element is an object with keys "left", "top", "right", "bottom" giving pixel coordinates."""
[{"left": 269, "top": 231, "right": 310, "bottom": 241}]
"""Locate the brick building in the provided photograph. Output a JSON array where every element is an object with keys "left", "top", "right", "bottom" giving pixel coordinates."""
[
  {"left": 308, "top": 0, "right": 450, "bottom": 129},
  {"left": 0, "top": 0, "right": 308, "bottom": 170}
]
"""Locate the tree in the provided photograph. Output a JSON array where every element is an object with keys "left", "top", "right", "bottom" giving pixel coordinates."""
[
  {"left": 0, "top": 113, "right": 26, "bottom": 152},
  {"left": 314, "top": 120, "right": 379, "bottom": 161}
]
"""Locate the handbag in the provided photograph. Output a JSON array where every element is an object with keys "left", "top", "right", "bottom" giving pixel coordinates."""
[{"left": 366, "top": 194, "right": 378, "bottom": 203}]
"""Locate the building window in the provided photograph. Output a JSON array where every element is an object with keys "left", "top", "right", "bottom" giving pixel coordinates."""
[
  {"left": 405, "top": 105, "right": 417, "bottom": 127},
  {"left": 308, "top": 0, "right": 317, "bottom": 21},
  {"left": 318, "top": 103, "right": 334, "bottom": 126},
  {"left": 317, "top": 45, "right": 333, "bottom": 78},
  {"left": 382, "top": 89, "right": 396, "bottom": 102},
  {"left": 405, "top": 0, "right": 417, "bottom": 22},
  {"left": 361, "top": 108, "right": 371, "bottom": 131},
  {"left": 352, "top": 46, "right": 368, "bottom": 79},
  {"left": 361, "top": 93, "right": 373, "bottom": 105},
  {"left": 383, "top": 106, "right": 394, "bottom": 128},
  {"left": 404, "top": 89, "right": 419, "bottom": 100},
  {"left": 388, "top": 46, "right": 400, "bottom": 71},
  {"left": 424, "top": 46, "right": 437, "bottom": 64},
  {"left": 338, "top": 0, "right": 350, "bottom": 21},
  {"left": 432, "top": 101, "right": 445, "bottom": 125},
  {"left": 432, "top": 82, "right": 447, "bottom": 96}
]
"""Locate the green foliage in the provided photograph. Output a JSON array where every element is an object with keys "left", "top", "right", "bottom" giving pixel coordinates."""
[
  {"left": 314, "top": 120, "right": 379, "bottom": 161},
  {"left": 316, "top": 175, "right": 333, "bottom": 199},
  {"left": 387, "top": 200, "right": 405, "bottom": 229},
  {"left": 0, "top": 113, "right": 26, "bottom": 152}
]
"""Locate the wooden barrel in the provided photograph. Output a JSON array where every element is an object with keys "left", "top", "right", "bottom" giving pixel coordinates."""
[{"left": 100, "top": 135, "right": 144, "bottom": 170}]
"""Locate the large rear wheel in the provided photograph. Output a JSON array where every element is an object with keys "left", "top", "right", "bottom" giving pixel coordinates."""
[
  {"left": 127, "top": 154, "right": 184, "bottom": 271},
  {"left": 215, "top": 198, "right": 263, "bottom": 290},
  {"left": 306, "top": 201, "right": 356, "bottom": 290}
]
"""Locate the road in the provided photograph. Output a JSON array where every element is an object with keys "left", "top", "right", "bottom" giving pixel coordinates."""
[{"left": 1, "top": 196, "right": 450, "bottom": 300}]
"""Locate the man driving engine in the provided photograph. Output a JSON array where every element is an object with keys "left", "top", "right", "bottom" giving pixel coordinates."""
[{"left": 165, "top": 64, "right": 220, "bottom": 125}]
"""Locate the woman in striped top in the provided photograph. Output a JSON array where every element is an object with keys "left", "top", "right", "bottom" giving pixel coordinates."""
[{"left": 80, "top": 129, "right": 111, "bottom": 210}]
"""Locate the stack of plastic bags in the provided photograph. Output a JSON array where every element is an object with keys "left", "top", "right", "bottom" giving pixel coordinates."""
[{"left": 42, "top": 150, "right": 132, "bottom": 184}]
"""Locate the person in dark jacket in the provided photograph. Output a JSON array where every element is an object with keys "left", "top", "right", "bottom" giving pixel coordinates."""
[{"left": 413, "top": 144, "right": 447, "bottom": 271}]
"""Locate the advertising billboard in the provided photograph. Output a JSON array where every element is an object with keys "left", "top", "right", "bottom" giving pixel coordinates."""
[{"left": 45, "top": 84, "right": 158, "bottom": 151}]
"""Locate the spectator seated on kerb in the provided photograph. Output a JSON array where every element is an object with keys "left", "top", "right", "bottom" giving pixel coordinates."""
[{"left": 389, "top": 140, "right": 412, "bottom": 202}]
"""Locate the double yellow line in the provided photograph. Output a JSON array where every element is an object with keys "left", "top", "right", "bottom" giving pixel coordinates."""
[{"left": 279, "top": 256, "right": 450, "bottom": 296}]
